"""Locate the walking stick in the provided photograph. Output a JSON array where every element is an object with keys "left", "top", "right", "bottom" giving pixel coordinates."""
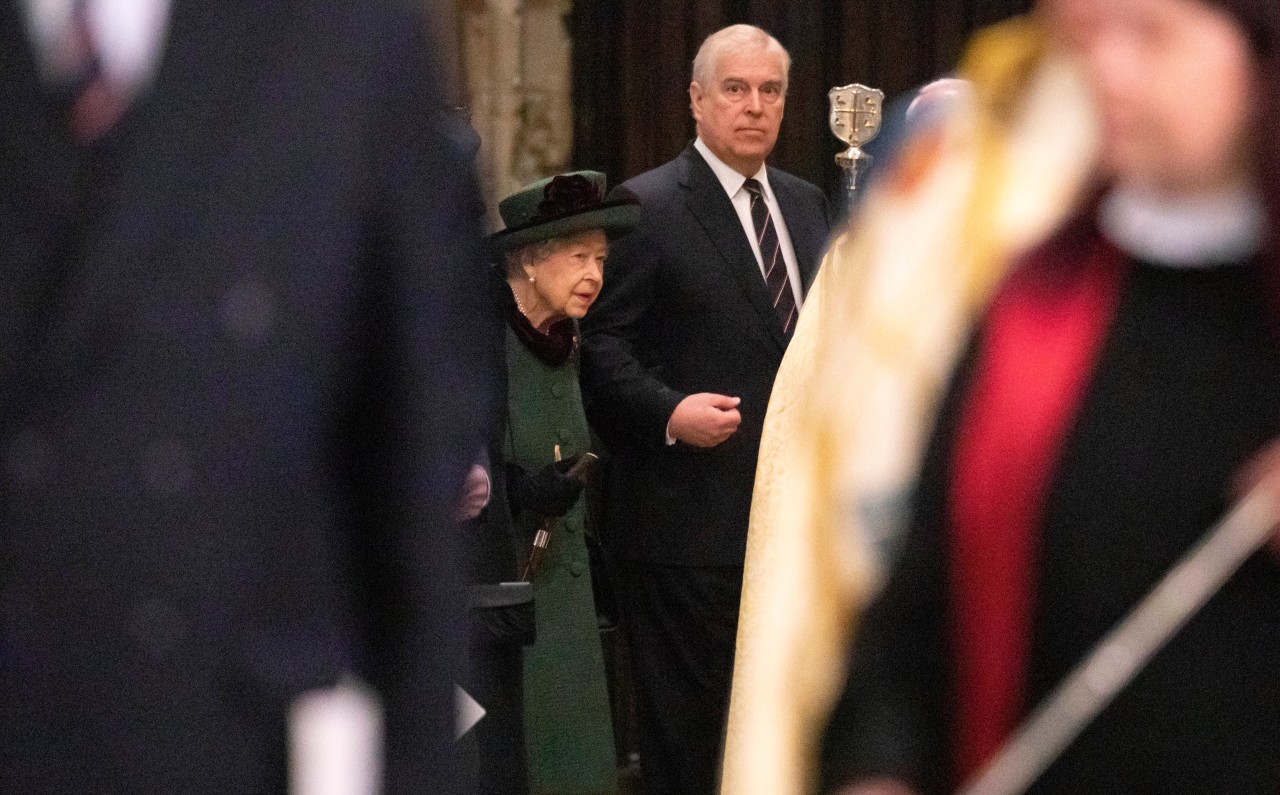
[{"left": 521, "top": 450, "right": 599, "bottom": 582}]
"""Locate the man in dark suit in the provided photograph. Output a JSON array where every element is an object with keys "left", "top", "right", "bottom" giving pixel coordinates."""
[
  {"left": 580, "top": 24, "right": 831, "bottom": 795},
  {"left": 0, "top": 1, "right": 497, "bottom": 793}
]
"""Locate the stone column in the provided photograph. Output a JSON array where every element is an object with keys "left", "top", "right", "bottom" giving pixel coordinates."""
[{"left": 459, "top": 0, "right": 574, "bottom": 229}]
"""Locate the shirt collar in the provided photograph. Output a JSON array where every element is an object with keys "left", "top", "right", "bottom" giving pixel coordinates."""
[
  {"left": 694, "top": 137, "right": 771, "bottom": 201},
  {"left": 1098, "top": 184, "right": 1265, "bottom": 269},
  {"left": 22, "top": 0, "right": 171, "bottom": 89}
]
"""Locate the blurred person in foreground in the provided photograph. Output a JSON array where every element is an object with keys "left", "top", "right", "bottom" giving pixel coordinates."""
[
  {"left": 480, "top": 171, "right": 639, "bottom": 795},
  {"left": 813, "top": 0, "right": 1280, "bottom": 792},
  {"left": 722, "top": 0, "right": 1280, "bottom": 793},
  {"left": 580, "top": 23, "right": 831, "bottom": 795},
  {"left": 0, "top": 1, "right": 497, "bottom": 792}
]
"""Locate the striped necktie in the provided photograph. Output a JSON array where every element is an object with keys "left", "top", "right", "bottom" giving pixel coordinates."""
[
  {"left": 743, "top": 178, "right": 796, "bottom": 335},
  {"left": 49, "top": 0, "right": 128, "bottom": 144}
]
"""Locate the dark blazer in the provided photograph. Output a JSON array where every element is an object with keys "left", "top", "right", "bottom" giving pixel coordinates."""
[
  {"left": 0, "top": 2, "right": 499, "bottom": 793},
  {"left": 581, "top": 144, "right": 830, "bottom": 567}
]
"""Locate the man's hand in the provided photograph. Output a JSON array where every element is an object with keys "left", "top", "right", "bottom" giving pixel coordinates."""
[
  {"left": 668, "top": 392, "right": 742, "bottom": 448},
  {"left": 454, "top": 463, "right": 491, "bottom": 522},
  {"left": 1235, "top": 437, "right": 1280, "bottom": 556}
]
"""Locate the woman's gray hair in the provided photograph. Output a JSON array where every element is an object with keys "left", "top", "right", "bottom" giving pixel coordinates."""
[
  {"left": 504, "top": 229, "right": 603, "bottom": 278},
  {"left": 691, "top": 24, "right": 791, "bottom": 90},
  {"left": 504, "top": 239, "right": 560, "bottom": 279}
]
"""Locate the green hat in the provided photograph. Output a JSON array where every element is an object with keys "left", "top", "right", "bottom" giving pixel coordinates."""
[{"left": 491, "top": 171, "right": 641, "bottom": 253}]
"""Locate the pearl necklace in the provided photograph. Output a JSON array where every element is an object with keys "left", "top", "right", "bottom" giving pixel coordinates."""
[{"left": 511, "top": 282, "right": 534, "bottom": 319}]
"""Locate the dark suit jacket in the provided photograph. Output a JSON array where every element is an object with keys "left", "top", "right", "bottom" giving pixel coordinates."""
[
  {"left": 0, "top": 2, "right": 499, "bottom": 793},
  {"left": 580, "top": 144, "right": 830, "bottom": 567}
]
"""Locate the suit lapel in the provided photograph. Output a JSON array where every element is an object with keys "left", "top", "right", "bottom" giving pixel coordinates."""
[
  {"left": 82, "top": 0, "right": 285, "bottom": 263},
  {"left": 770, "top": 168, "right": 825, "bottom": 298},
  {"left": 679, "top": 146, "right": 788, "bottom": 351},
  {"left": 1, "top": 0, "right": 286, "bottom": 414},
  {"left": 39, "top": 0, "right": 286, "bottom": 351},
  {"left": 0, "top": 2, "right": 83, "bottom": 396}
]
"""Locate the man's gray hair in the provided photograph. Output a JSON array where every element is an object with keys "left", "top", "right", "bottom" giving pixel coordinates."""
[{"left": 691, "top": 24, "right": 791, "bottom": 89}]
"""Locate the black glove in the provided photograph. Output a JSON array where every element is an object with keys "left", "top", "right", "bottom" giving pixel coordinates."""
[{"left": 506, "top": 457, "right": 584, "bottom": 518}]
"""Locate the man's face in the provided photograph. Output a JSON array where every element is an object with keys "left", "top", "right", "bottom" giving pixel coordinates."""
[
  {"left": 690, "top": 48, "right": 787, "bottom": 177},
  {"left": 1047, "top": 0, "right": 1255, "bottom": 195}
]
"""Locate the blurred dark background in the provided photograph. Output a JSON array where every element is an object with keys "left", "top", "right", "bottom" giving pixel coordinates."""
[{"left": 569, "top": 0, "right": 1032, "bottom": 195}]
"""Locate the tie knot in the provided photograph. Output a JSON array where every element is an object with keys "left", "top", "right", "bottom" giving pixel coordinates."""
[{"left": 743, "top": 178, "right": 764, "bottom": 197}]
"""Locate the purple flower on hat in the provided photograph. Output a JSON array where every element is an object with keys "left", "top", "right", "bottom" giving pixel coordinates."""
[{"left": 534, "top": 174, "right": 603, "bottom": 222}]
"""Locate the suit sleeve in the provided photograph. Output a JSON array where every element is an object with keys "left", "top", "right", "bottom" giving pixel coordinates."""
[
  {"left": 808, "top": 180, "right": 835, "bottom": 254},
  {"left": 579, "top": 192, "right": 687, "bottom": 447},
  {"left": 350, "top": 6, "right": 502, "bottom": 793}
]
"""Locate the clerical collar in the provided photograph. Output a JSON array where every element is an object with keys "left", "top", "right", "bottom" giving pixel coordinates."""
[{"left": 1098, "top": 185, "right": 1264, "bottom": 269}]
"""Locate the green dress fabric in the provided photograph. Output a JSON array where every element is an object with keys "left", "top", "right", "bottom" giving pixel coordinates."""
[{"left": 504, "top": 325, "right": 617, "bottom": 795}]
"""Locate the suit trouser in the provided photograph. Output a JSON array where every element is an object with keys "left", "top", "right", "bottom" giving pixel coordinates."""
[{"left": 614, "top": 561, "right": 743, "bottom": 795}]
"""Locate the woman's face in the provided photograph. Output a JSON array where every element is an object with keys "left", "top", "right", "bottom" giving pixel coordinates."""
[
  {"left": 526, "top": 229, "right": 608, "bottom": 320},
  {"left": 1048, "top": 0, "right": 1256, "bottom": 195}
]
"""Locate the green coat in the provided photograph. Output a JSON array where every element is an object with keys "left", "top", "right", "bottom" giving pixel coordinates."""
[{"left": 505, "top": 326, "right": 617, "bottom": 795}]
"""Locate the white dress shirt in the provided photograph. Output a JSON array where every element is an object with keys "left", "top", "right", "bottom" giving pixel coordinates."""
[
  {"left": 693, "top": 137, "right": 804, "bottom": 309},
  {"left": 21, "top": 0, "right": 171, "bottom": 91}
]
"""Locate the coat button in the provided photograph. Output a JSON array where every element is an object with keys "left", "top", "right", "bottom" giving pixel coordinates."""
[
  {"left": 558, "top": 429, "right": 572, "bottom": 443},
  {"left": 570, "top": 560, "right": 586, "bottom": 577},
  {"left": 551, "top": 384, "right": 565, "bottom": 398}
]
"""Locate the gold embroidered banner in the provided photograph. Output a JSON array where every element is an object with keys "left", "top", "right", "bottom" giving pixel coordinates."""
[{"left": 720, "top": 18, "right": 1100, "bottom": 794}]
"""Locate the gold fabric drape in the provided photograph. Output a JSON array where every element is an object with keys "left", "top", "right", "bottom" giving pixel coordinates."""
[{"left": 720, "top": 17, "right": 1101, "bottom": 794}]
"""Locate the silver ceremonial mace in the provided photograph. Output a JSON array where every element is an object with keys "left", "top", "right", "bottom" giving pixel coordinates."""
[{"left": 828, "top": 83, "right": 884, "bottom": 208}]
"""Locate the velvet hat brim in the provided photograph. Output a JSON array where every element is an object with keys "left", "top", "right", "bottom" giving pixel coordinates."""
[{"left": 490, "top": 171, "right": 641, "bottom": 254}]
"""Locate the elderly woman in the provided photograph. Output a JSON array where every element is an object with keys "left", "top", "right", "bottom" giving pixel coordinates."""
[
  {"left": 485, "top": 171, "right": 639, "bottom": 795},
  {"left": 820, "top": 0, "right": 1280, "bottom": 793}
]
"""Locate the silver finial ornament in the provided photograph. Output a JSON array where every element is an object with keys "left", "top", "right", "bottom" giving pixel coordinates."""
[{"left": 828, "top": 83, "right": 884, "bottom": 204}]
